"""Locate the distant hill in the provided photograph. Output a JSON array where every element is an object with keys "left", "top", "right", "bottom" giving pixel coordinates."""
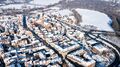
[{"left": 0, "top": 0, "right": 32, "bottom": 4}]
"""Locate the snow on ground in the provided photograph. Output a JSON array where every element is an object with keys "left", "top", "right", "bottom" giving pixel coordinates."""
[
  {"left": 29, "top": 0, "right": 61, "bottom": 5},
  {"left": 50, "top": 7, "right": 60, "bottom": 10},
  {"left": 52, "top": 9, "right": 73, "bottom": 16},
  {"left": 75, "top": 8, "right": 113, "bottom": 31},
  {"left": 0, "top": 4, "right": 24, "bottom": 9},
  {"left": 50, "top": 9, "right": 113, "bottom": 31},
  {"left": 0, "top": 4, "right": 44, "bottom": 9},
  {"left": 0, "top": 0, "right": 61, "bottom": 9},
  {"left": 57, "top": 9, "right": 73, "bottom": 16}
]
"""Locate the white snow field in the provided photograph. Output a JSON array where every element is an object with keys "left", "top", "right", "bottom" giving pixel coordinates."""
[
  {"left": 30, "top": 0, "right": 61, "bottom": 5},
  {"left": 50, "top": 8, "right": 113, "bottom": 31},
  {"left": 0, "top": 4, "right": 43, "bottom": 9},
  {"left": 56, "top": 9, "right": 73, "bottom": 16},
  {"left": 75, "top": 8, "right": 113, "bottom": 31},
  {"left": 0, "top": 4, "right": 24, "bottom": 9},
  {"left": 0, "top": 0, "right": 61, "bottom": 9}
]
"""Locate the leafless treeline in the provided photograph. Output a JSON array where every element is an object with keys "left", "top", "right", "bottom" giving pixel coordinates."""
[{"left": 59, "top": 0, "right": 120, "bottom": 34}]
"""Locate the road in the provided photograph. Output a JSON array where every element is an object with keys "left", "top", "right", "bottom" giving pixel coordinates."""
[
  {"left": 27, "top": 28, "right": 67, "bottom": 67},
  {"left": 86, "top": 32, "right": 120, "bottom": 67},
  {"left": 62, "top": 9, "right": 120, "bottom": 66}
]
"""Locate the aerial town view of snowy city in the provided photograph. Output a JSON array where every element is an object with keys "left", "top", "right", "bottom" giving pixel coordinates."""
[{"left": 0, "top": 0, "right": 120, "bottom": 67}]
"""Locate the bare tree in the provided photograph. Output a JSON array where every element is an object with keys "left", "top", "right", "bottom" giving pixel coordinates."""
[
  {"left": 109, "top": 0, "right": 119, "bottom": 6},
  {"left": 111, "top": 0, "right": 119, "bottom": 3}
]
